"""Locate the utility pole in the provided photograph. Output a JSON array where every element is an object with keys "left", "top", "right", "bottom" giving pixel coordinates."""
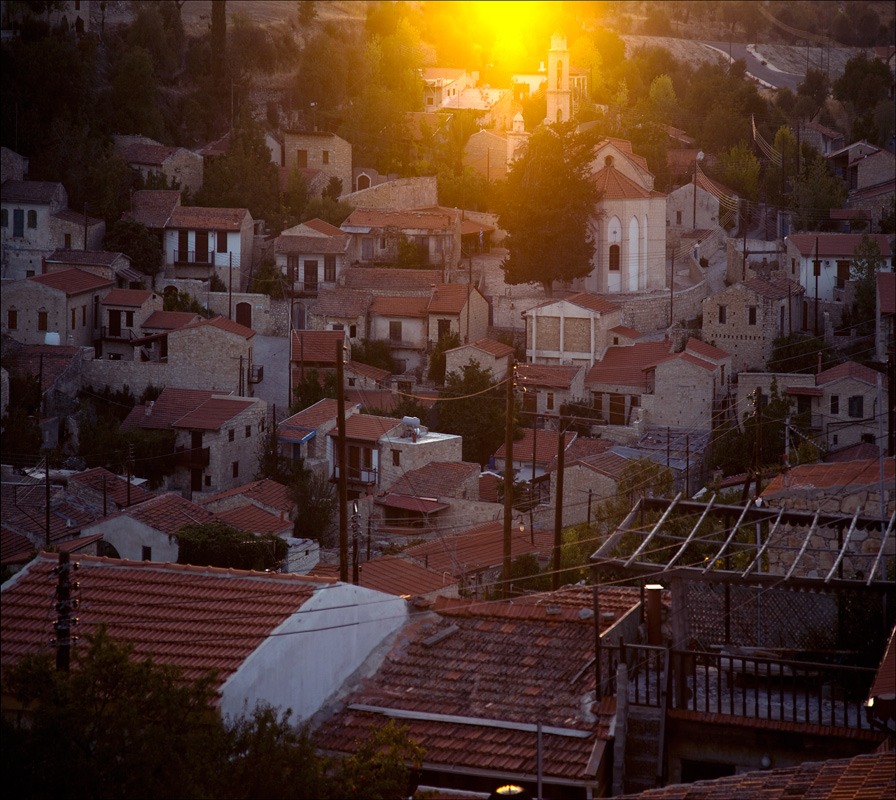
[
  {"left": 45, "top": 455, "right": 51, "bottom": 548},
  {"left": 228, "top": 251, "right": 233, "bottom": 320},
  {"left": 502, "top": 362, "right": 515, "bottom": 598},
  {"left": 754, "top": 386, "right": 764, "bottom": 499},
  {"left": 552, "top": 420, "right": 565, "bottom": 591},
  {"left": 126, "top": 443, "right": 133, "bottom": 507},
  {"left": 336, "top": 340, "right": 348, "bottom": 583},
  {"left": 813, "top": 236, "right": 820, "bottom": 337},
  {"left": 54, "top": 551, "right": 78, "bottom": 672},
  {"left": 351, "top": 501, "right": 360, "bottom": 585},
  {"left": 669, "top": 252, "right": 675, "bottom": 326}
]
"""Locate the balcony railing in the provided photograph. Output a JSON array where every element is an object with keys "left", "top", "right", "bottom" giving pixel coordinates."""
[
  {"left": 175, "top": 249, "right": 214, "bottom": 265},
  {"left": 332, "top": 465, "right": 377, "bottom": 485},
  {"left": 175, "top": 445, "right": 210, "bottom": 469},
  {"left": 101, "top": 326, "right": 138, "bottom": 342},
  {"left": 248, "top": 364, "right": 263, "bottom": 384}
]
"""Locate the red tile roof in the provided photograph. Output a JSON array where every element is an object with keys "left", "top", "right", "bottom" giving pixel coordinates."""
[
  {"left": 824, "top": 442, "right": 882, "bottom": 463},
  {"left": 340, "top": 268, "right": 442, "bottom": 292},
  {"left": 303, "top": 218, "right": 344, "bottom": 236},
  {"left": 68, "top": 467, "right": 155, "bottom": 508},
  {"left": 879, "top": 272, "right": 895, "bottom": 315},
  {"left": 388, "top": 461, "right": 479, "bottom": 498},
  {"left": 345, "top": 360, "right": 391, "bottom": 381},
  {"left": 6, "top": 344, "right": 81, "bottom": 393},
  {"left": 0, "top": 484, "right": 98, "bottom": 543},
  {"left": 586, "top": 341, "right": 673, "bottom": 389},
  {"left": 101, "top": 288, "right": 153, "bottom": 307},
  {"left": 428, "top": 283, "right": 475, "bottom": 314},
  {"left": 343, "top": 207, "right": 456, "bottom": 231},
  {"left": 29, "top": 268, "right": 113, "bottom": 295},
  {"left": 516, "top": 362, "right": 582, "bottom": 389},
  {"left": 177, "top": 315, "right": 255, "bottom": 339},
  {"left": 478, "top": 471, "right": 500, "bottom": 503},
  {"left": 529, "top": 292, "right": 620, "bottom": 315},
  {"left": 869, "top": 625, "right": 895, "bottom": 703},
  {"left": 684, "top": 338, "right": 730, "bottom": 362},
  {"left": 495, "top": 429, "right": 577, "bottom": 465},
  {"left": 121, "top": 142, "right": 179, "bottom": 166},
  {"left": 590, "top": 164, "right": 651, "bottom": 199},
  {"left": 347, "top": 388, "right": 439, "bottom": 412},
  {"left": 290, "top": 329, "right": 346, "bottom": 364},
  {"left": 369, "top": 295, "right": 429, "bottom": 317},
  {"left": 546, "top": 436, "right": 614, "bottom": 471},
  {"left": 1, "top": 179, "right": 61, "bottom": 204},
  {"left": 453, "top": 338, "right": 515, "bottom": 359},
  {"left": 610, "top": 325, "right": 642, "bottom": 339},
  {"left": 103, "top": 492, "right": 215, "bottom": 537},
  {"left": 0, "top": 553, "right": 327, "bottom": 686},
  {"left": 309, "top": 289, "right": 371, "bottom": 318},
  {"left": 120, "top": 388, "right": 216, "bottom": 432},
  {"left": 127, "top": 189, "right": 180, "bottom": 229},
  {"left": 171, "top": 397, "right": 255, "bottom": 430},
  {"left": 741, "top": 276, "right": 805, "bottom": 300},
  {"left": 141, "top": 310, "right": 201, "bottom": 330},
  {"left": 198, "top": 131, "right": 230, "bottom": 158},
  {"left": 310, "top": 554, "right": 454, "bottom": 597},
  {"left": 816, "top": 360, "right": 885, "bottom": 386},
  {"left": 199, "top": 478, "right": 295, "bottom": 515},
  {"left": 168, "top": 206, "right": 250, "bottom": 231},
  {"left": 1, "top": 526, "right": 32, "bottom": 563},
  {"left": 762, "top": 458, "right": 895, "bottom": 495},
  {"left": 374, "top": 494, "right": 449, "bottom": 514},
  {"left": 617, "top": 752, "right": 894, "bottom": 799},
  {"left": 405, "top": 521, "right": 555, "bottom": 577},
  {"left": 279, "top": 399, "right": 357, "bottom": 434},
  {"left": 276, "top": 233, "right": 350, "bottom": 255},
  {"left": 213, "top": 504, "right": 292, "bottom": 536},
  {"left": 676, "top": 351, "right": 717, "bottom": 371},
  {"left": 46, "top": 249, "right": 126, "bottom": 267},
  {"left": 572, "top": 451, "right": 629, "bottom": 480},
  {"left": 787, "top": 233, "right": 893, "bottom": 258},
  {"left": 330, "top": 414, "right": 401, "bottom": 443}
]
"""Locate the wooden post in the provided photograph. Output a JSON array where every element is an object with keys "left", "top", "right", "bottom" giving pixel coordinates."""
[
  {"left": 502, "top": 362, "right": 515, "bottom": 598},
  {"left": 552, "top": 420, "right": 565, "bottom": 591},
  {"left": 336, "top": 340, "right": 348, "bottom": 582}
]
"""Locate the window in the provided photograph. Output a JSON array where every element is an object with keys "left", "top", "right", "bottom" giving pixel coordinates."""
[
  {"left": 426, "top": 97, "right": 434, "bottom": 105},
  {"left": 125, "top": 311, "right": 134, "bottom": 327},
  {"left": 836, "top": 260, "right": 850, "bottom": 289},
  {"left": 546, "top": 392, "right": 554, "bottom": 411},
  {"left": 791, "top": 258, "right": 796, "bottom": 275},
  {"left": 748, "top": 306, "right": 757, "bottom": 325},
  {"left": 437, "top": 319, "right": 451, "bottom": 340},
  {"left": 322, "top": 150, "right": 329, "bottom": 164},
  {"left": 613, "top": 336, "right": 619, "bottom": 345},
  {"left": 348, "top": 377, "right": 356, "bottom": 387},
  {"left": 94, "top": 296, "right": 99, "bottom": 329},
  {"left": 245, "top": 425, "right": 251, "bottom": 438},
  {"left": 361, "top": 237, "right": 373, "bottom": 260},
  {"left": 380, "top": 237, "right": 386, "bottom": 249},
  {"left": 392, "top": 450, "right": 400, "bottom": 467},
  {"left": 349, "top": 324, "right": 357, "bottom": 338},
  {"left": 71, "top": 308, "right": 76, "bottom": 330},
  {"left": 229, "top": 429, "right": 235, "bottom": 442},
  {"left": 324, "top": 255, "right": 336, "bottom": 281},
  {"left": 8, "top": 309, "right": 18, "bottom": 329},
  {"left": 13, "top": 209, "right": 24, "bottom": 237},
  {"left": 718, "top": 305, "right": 727, "bottom": 324},
  {"left": 593, "top": 392, "right": 603, "bottom": 416},
  {"left": 0, "top": 208, "right": 6, "bottom": 227},
  {"left": 304, "top": 260, "right": 318, "bottom": 291},
  {"left": 27, "top": 209, "right": 37, "bottom": 228},
  {"left": 389, "top": 320, "right": 402, "bottom": 342},
  {"left": 609, "top": 244, "right": 620, "bottom": 271},
  {"left": 861, "top": 433, "right": 874, "bottom": 444},
  {"left": 232, "top": 460, "right": 239, "bottom": 478},
  {"left": 287, "top": 255, "right": 298, "bottom": 283},
  {"left": 830, "top": 395, "right": 839, "bottom": 415},
  {"left": 205, "top": 475, "right": 211, "bottom": 487},
  {"left": 64, "top": 233, "right": 71, "bottom": 249},
  {"left": 297, "top": 149, "right": 307, "bottom": 169},
  {"left": 142, "top": 546, "right": 152, "bottom": 561},
  {"left": 217, "top": 231, "right": 227, "bottom": 253},
  {"left": 676, "top": 210, "right": 682, "bottom": 225},
  {"left": 81, "top": 306, "right": 86, "bottom": 326},
  {"left": 38, "top": 310, "right": 48, "bottom": 331},
  {"left": 848, "top": 396, "right": 863, "bottom": 418}
]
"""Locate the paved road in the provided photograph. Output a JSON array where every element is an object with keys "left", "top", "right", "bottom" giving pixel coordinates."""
[
  {"left": 252, "top": 334, "right": 290, "bottom": 422},
  {"left": 702, "top": 41, "right": 804, "bottom": 92}
]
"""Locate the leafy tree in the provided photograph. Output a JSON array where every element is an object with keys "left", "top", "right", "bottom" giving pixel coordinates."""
[
  {"left": 249, "top": 259, "right": 287, "bottom": 299},
  {"left": 790, "top": 158, "right": 846, "bottom": 232},
  {"left": 797, "top": 68, "right": 830, "bottom": 112},
  {"left": 301, "top": 196, "right": 354, "bottom": 228},
  {"left": 845, "top": 234, "right": 886, "bottom": 334},
  {"left": 617, "top": 457, "right": 674, "bottom": 505},
  {"left": 833, "top": 54, "right": 892, "bottom": 114},
  {"left": 289, "top": 465, "right": 338, "bottom": 546},
  {"left": 210, "top": 0, "right": 227, "bottom": 93},
  {"left": 109, "top": 47, "right": 164, "bottom": 141},
  {"left": 104, "top": 218, "right": 163, "bottom": 278},
  {"left": 716, "top": 142, "right": 761, "bottom": 203},
  {"left": 498, "top": 122, "right": 602, "bottom": 295},
  {"left": 127, "top": 2, "right": 184, "bottom": 80},
  {"left": 396, "top": 234, "right": 427, "bottom": 268},
  {"left": 322, "top": 176, "right": 343, "bottom": 201},
  {"left": 0, "top": 366, "right": 43, "bottom": 466},
  {"left": 163, "top": 289, "right": 211, "bottom": 317},
  {"left": 297, "top": 0, "right": 317, "bottom": 27},
  {"left": 291, "top": 368, "right": 337, "bottom": 414},
  {"left": 177, "top": 522, "right": 287, "bottom": 571},
  {"left": 350, "top": 339, "right": 395, "bottom": 374},
  {"left": 427, "top": 331, "right": 461, "bottom": 384},
  {"left": 506, "top": 552, "right": 551, "bottom": 595},
  {"left": 768, "top": 333, "right": 839, "bottom": 374}
]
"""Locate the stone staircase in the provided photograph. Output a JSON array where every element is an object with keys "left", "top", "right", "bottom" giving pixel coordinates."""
[{"left": 622, "top": 704, "right": 663, "bottom": 795}]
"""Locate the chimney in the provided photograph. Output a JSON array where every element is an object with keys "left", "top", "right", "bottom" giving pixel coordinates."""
[
  {"left": 144, "top": 401, "right": 154, "bottom": 417},
  {"left": 646, "top": 584, "right": 664, "bottom": 646}
]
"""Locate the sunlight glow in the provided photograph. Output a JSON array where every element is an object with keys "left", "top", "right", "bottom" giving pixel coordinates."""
[{"left": 471, "top": 1, "right": 553, "bottom": 68}]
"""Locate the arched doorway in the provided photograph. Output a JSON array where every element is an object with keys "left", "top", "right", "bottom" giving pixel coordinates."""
[
  {"left": 236, "top": 301, "right": 251, "bottom": 329},
  {"left": 356, "top": 174, "right": 371, "bottom": 191}
]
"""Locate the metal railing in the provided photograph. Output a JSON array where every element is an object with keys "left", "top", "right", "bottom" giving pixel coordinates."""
[
  {"left": 174, "top": 249, "right": 214, "bottom": 265},
  {"left": 332, "top": 466, "right": 377, "bottom": 484}
]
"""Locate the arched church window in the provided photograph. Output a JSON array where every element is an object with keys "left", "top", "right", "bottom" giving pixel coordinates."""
[
  {"left": 609, "top": 245, "right": 620, "bottom": 271},
  {"left": 557, "top": 108, "right": 563, "bottom": 123},
  {"left": 557, "top": 60, "right": 563, "bottom": 87},
  {"left": 605, "top": 155, "right": 614, "bottom": 167}
]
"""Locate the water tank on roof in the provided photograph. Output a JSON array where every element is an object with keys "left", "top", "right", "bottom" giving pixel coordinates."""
[
  {"left": 402, "top": 416, "right": 421, "bottom": 429},
  {"left": 44, "top": 332, "right": 60, "bottom": 346}
]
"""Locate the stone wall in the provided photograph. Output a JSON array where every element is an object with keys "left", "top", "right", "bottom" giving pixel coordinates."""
[
  {"left": 617, "top": 282, "right": 707, "bottom": 332},
  {"left": 341, "top": 176, "right": 438, "bottom": 210},
  {"left": 727, "top": 238, "right": 783, "bottom": 284},
  {"left": 550, "top": 462, "right": 619, "bottom": 527}
]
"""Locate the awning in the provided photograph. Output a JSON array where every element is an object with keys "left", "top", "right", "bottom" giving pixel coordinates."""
[{"left": 375, "top": 493, "right": 449, "bottom": 514}]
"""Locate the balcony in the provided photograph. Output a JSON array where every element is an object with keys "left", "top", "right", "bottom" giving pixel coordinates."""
[
  {"left": 332, "top": 466, "right": 377, "bottom": 485},
  {"left": 101, "top": 326, "right": 138, "bottom": 342},
  {"left": 248, "top": 364, "right": 264, "bottom": 385},
  {"left": 174, "top": 249, "right": 214, "bottom": 265},
  {"left": 175, "top": 445, "right": 210, "bottom": 469}
]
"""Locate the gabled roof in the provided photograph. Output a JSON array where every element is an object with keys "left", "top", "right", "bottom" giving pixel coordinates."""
[
  {"left": 303, "top": 217, "right": 344, "bottom": 236},
  {"left": 168, "top": 206, "right": 250, "bottom": 231},
  {"left": 375, "top": 494, "right": 449, "bottom": 514},
  {"left": 0, "top": 553, "right": 327, "bottom": 686},
  {"left": 340, "top": 268, "right": 442, "bottom": 292},
  {"left": 127, "top": 189, "right": 181, "bottom": 229},
  {"left": 388, "top": 461, "right": 479, "bottom": 498},
  {"left": 330, "top": 414, "right": 401, "bottom": 443},
  {"left": 198, "top": 131, "right": 230, "bottom": 158},
  {"left": 176, "top": 315, "right": 255, "bottom": 339},
  {"left": 571, "top": 450, "right": 630, "bottom": 480},
  {"left": 120, "top": 388, "right": 216, "bottom": 431},
  {"left": 448, "top": 337, "right": 514, "bottom": 359},
  {"left": 68, "top": 467, "right": 154, "bottom": 507},
  {"left": 141, "top": 310, "right": 201, "bottom": 330},
  {"left": 0, "top": 483, "right": 99, "bottom": 543},
  {"left": 585, "top": 341, "right": 673, "bottom": 389},
  {"left": 46, "top": 250, "right": 127, "bottom": 267},
  {"left": 590, "top": 164, "right": 652, "bottom": 199},
  {"left": 4, "top": 343, "right": 81, "bottom": 392},
  {"left": 342, "top": 207, "right": 456, "bottom": 232},
  {"left": 290, "top": 329, "right": 345, "bottom": 364},
  {"left": 345, "top": 360, "right": 390, "bottom": 381},
  {"left": 610, "top": 325, "right": 642, "bottom": 339},
  {"left": 787, "top": 233, "right": 892, "bottom": 258},
  {"left": 100, "top": 492, "right": 215, "bottom": 537},
  {"left": 516, "top": 362, "right": 582, "bottom": 389},
  {"left": 685, "top": 338, "right": 730, "bottom": 362},
  {"left": 102, "top": 288, "right": 153, "bottom": 307},
  {"left": 816, "top": 361, "right": 885, "bottom": 386},
  {"left": 278, "top": 398, "right": 356, "bottom": 435},
  {"left": 494, "top": 429, "right": 577, "bottom": 466},
  {"left": 121, "top": 142, "right": 180, "bottom": 166},
  {"left": 309, "top": 554, "right": 453, "bottom": 596},
  {"left": 171, "top": 397, "right": 256, "bottom": 430},
  {"left": 29, "top": 268, "right": 113, "bottom": 296},
  {"left": 428, "top": 283, "right": 476, "bottom": 314},
  {"left": 741, "top": 276, "right": 805, "bottom": 300},
  {"left": 762, "top": 458, "right": 895, "bottom": 495},
  {"left": 528, "top": 291, "right": 620, "bottom": 315},
  {"left": 199, "top": 478, "right": 294, "bottom": 515},
  {"left": 369, "top": 295, "right": 429, "bottom": 317},
  {"left": 309, "top": 289, "right": 371, "bottom": 319},
  {"left": 275, "top": 232, "right": 350, "bottom": 255},
  {"left": 213, "top": 504, "right": 292, "bottom": 536},
  {"left": 1, "top": 179, "right": 61, "bottom": 204},
  {"left": 673, "top": 351, "right": 717, "bottom": 371},
  {"left": 878, "top": 271, "right": 895, "bottom": 315},
  {"left": 546, "top": 436, "right": 614, "bottom": 472}
]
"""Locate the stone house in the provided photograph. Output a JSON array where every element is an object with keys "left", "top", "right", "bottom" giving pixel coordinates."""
[
  {"left": 113, "top": 136, "right": 204, "bottom": 194},
  {"left": 338, "top": 266, "right": 443, "bottom": 296},
  {"left": 2, "top": 268, "right": 113, "bottom": 347},
  {"left": 290, "top": 329, "right": 347, "bottom": 388},
  {"left": 125, "top": 189, "right": 181, "bottom": 246},
  {"left": 422, "top": 67, "right": 473, "bottom": 108},
  {"left": 66, "top": 467, "right": 155, "bottom": 515},
  {"left": 162, "top": 205, "right": 253, "bottom": 289},
  {"left": 444, "top": 337, "right": 514, "bottom": 380},
  {"left": 493, "top": 429, "right": 577, "bottom": 483},
  {"left": 306, "top": 289, "right": 371, "bottom": 345},
  {"left": 797, "top": 120, "right": 844, "bottom": 156},
  {"left": 525, "top": 292, "right": 623, "bottom": 367},
  {"left": 549, "top": 449, "right": 629, "bottom": 527},
  {"left": 1, "top": 146, "right": 28, "bottom": 181},
  {"left": 199, "top": 130, "right": 284, "bottom": 168},
  {"left": 327, "top": 413, "right": 404, "bottom": 500},
  {"left": 345, "top": 360, "right": 390, "bottom": 390},
  {"left": 45, "top": 249, "right": 144, "bottom": 289},
  {"left": 368, "top": 295, "right": 429, "bottom": 374},
  {"left": 377, "top": 422, "right": 464, "bottom": 493},
  {"left": 736, "top": 361, "right": 888, "bottom": 451},
  {"left": 666, "top": 172, "right": 738, "bottom": 250},
  {"left": 199, "top": 477, "right": 296, "bottom": 522},
  {"left": 701, "top": 277, "right": 804, "bottom": 371},
  {"left": 462, "top": 113, "right": 530, "bottom": 181},
  {"left": 121, "top": 387, "right": 267, "bottom": 500},
  {"left": 1, "top": 180, "right": 104, "bottom": 280},
  {"left": 98, "top": 288, "right": 163, "bottom": 360},
  {"left": 341, "top": 207, "right": 462, "bottom": 271},
  {"left": 877, "top": 271, "right": 894, "bottom": 363},
  {"left": 516, "top": 362, "right": 586, "bottom": 423},
  {"left": 427, "top": 283, "right": 489, "bottom": 347},
  {"left": 278, "top": 398, "right": 360, "bottom": 477},
  {"left": 275, "top": 218, "right": 351, "bottom": 302},
  {"left": 282, "top": 130, "right": 352, "bottom": 197}
]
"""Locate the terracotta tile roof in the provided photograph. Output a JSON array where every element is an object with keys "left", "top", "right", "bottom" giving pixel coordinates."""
[
  {"left": 104, "top": 492, "right": 214, "bottom": 537},
  {"left": 405, "top": 521, "right": 555, "bottom": 577},
  {"left": 176, "top": 315, "right": 255, "bottom": 339},
  {"left": 309, "top": 289, "right": 371, "bottom": 318},
  {"left": 741, "top": 276, "right": 805, "bottom": 300},
  {"left": 586, "top": 341, "right": 673, "bottom": 389},
  {"left": 168, "top": 206, "right": 250, "bottom": 231},
  {"left": 1, "top": 526, "right": 32, "bottom": 563},
  {"left": 121, "top": 142, "right": 179, "bottom": 166},
  {"left": 617, "top": 751, "right": 894, "bottom": 799},
  {"left": 127, "top": 189, "right": 180, "bottom": 228},
  {"left": 786, "top": 385, "right": 824, "bottom": 397},
  {"left": 303, "top": 218, "right": 344, "bottom": 236},
  {"left": 29, "top": 268, "right": 113, "bottom": 295},
  {"left": 695, "top": 171, "right": 737, "bottom": 198},
  {"left": 343, "top": 207, "right": 456, "bottom": 231},
  {"left": 275, "top": 232, "right": 350, "bottom": 254},
  {"left": 369, "top": 295, "right": 429, "bottom": 317},
  {"left": 428, "top": 283, "right": 475, "bottom": 314},
  {"left": 460, "top": 217, "right": 494, "bottom": 236},
  {"left": 290, "top": 329, "right": 346, "bottom": 363},
  {"left": 667, "top": 148, "right": 700, "bottom": 175},
  {"left": 0, "top": 553, "right": 326, "bottom": 686},
  {"left": 684, "top": 338, "right": 730, "bottom": 362},
  {"left": 546, "top": 437, "right": 614, "bottom": 472},
  {"left": 816, "top": 360, "right": 885, "bottom": 386},
  {"left": 763, "top": 458, "right": 895, "bottom": 495},
  {"left": 347, "top": 387, "right": 438, "bottom": 411},
  {"left": 787, "top": 233, "right": 893, "bottom": 258},
  {"left": 455, "top": 338, "right": 515, "bottom": 359},
  {"left": 478, "top": 471, "right": 500, "bottom": 503},
  {"left": 676, "top": 352, "right": 717, "bottom": 371},
  {"left": 516, "top": 362, "right": 582, "bottom": 389},
  {"left": 610, "top": 325, "right": 642, "bottom": 339},
  {"left": 329, "top": 414, "right": 401, "bottom": 443},
  {"left": 340, "top": 267, "right": 442, "bottom": 292},
  {"left": 0, "top": 483, "right": 99, "bottom": 543},
  {"left": 68, "top": 467, "right": 155, "bottom": 507},
  {"left": 3, "top": 533, "right": 104, "bottom": 566},
  {"left": 528, "top": 291, "right": 620, "bottom": 315},
  {"left": 878, "top": 272, "right": 895, "bottom": 315},
  {"left": 495, "top": 429, "right": 576, "bottom": 465},
  {"left": 375, "top": 494, "right": 449, "bottom": 514},
  {"left": 46, "top": 250, "right": 125, "bottom": 267},
  {"left": 101, "top": 288, "right": 152, "bottom": 307},
  {"left": 345, "top": 360, "right": 390, "bottom": 381},
  {"left": 5, "top": 343, "right": 81, "bottom": 393},
  {"left": 141, "top": 310, "right": 201, "bottom": 330},
  {"left": 869, "top": 625, "right": 895, "bottom": 703},
  {"left": 171, "top": 397, "right": 255, "bottom": 430},
  {"left": 388, "top": 461, "right": 479, "bottom": 498},
  {"left": 310, "top": 554, "right": 453, "bottom": 596},
  {"left": 1, "top": 179, "right": 61, "bottom": 204},
  {"left": 824, "top": 442, "right": 881, "bottom": 463},
  {"left": 198, "top": 131, "right": 230, "bottom": 158},
  {"left": 573, "top": 450, "right": 629, "bottom": 480},
  {"left": 590, "top": 164, "right": 651, "bottom": 199},
  {"left": 278, "top": 399, "right": 357, "bottom": 435},
  {"left": 213, "top": 504, "right": 292, "bottom": 536},
  {"left": 199, "top": 478, "right": 295, "bottom": 515},
  {"left": 120, "top": 388, "right": 216, "bottom": 431}
]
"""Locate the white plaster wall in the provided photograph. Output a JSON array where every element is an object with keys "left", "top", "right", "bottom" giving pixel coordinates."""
[
  {"left": 218, "top": 582, "right": 408, "bottom": 722},
  {"left": 81, "top": 517, "right": 179, "bottom": 563}
]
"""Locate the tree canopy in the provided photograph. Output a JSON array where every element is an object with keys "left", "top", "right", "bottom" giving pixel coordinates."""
[
  {"left": 498, "top": 122, "right": 602, "bottom": 295},
  {"left": 103, "top": 218, "right": 163, "bottom": 278},
  {"left": 176, "top": 522, "right": 288, "bottom": 571}
]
